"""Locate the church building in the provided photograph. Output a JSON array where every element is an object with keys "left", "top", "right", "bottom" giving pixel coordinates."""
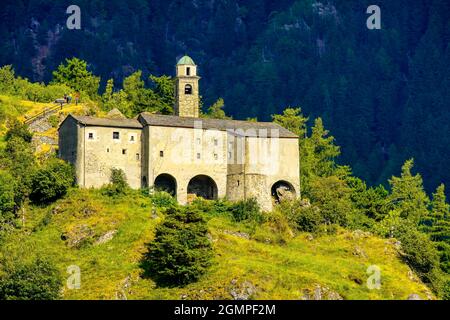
[{"left": 58, "top": 56, "right": 300, "bottom": 211}]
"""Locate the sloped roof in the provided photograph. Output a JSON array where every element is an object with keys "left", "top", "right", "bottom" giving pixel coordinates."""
[
  {"left": 106, "top": 108, "right": 126, "bottom": 119},
  {"left": 68, "top": 114, "right": 143, "bottom": 129},
  {"left": 138, "top": 113, "right": 298, "bottom": 138},
  {"left": 177, "top": 55, "right": 195, "bottom": 65}
]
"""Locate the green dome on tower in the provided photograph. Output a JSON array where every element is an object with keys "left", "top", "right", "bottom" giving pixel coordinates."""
[{"left": 177, "top": 55, "right": 195, "bottom": 65}]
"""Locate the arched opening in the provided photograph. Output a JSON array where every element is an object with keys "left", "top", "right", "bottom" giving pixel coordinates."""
[
  {"left": 271, "top": 180, "right": 295, "bottom": 203},
  {"left": 187, "top": 175, "right": 218, "bottom": 200},
  {"left": 154, "top": 173, "right": 177, "bottom": 196},
  {"left": 185, "top": 84, "right": 192, "bottom": 94}
]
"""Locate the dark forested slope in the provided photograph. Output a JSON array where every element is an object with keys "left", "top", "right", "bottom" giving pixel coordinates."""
[{"left": 1, "top": 0, "right": 449, "bottom": 193}]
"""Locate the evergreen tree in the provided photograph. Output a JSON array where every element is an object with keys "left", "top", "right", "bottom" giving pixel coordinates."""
[
  {"left": 272, "top": 107, "right": 308, "bottom": 138},
  {"left": 141, "top": 206, "right": 213, "bottom": 286},
  {"left": 421, "top": 184, "right": 450, "bottom": 273},
  {"left": 203, "top": 98, "right": 230, "bottom": 119},
  {"left": 52, "top": 57, "right": 100, "bottom": 98},
  {"left": 301, "top": 117, "right": 341, "bottom": 194},
  {"left": 388, "top": 159, "right": 430, "bottom": 224}
]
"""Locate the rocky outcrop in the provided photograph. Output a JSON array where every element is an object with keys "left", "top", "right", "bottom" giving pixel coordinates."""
[
  {"left": 229, "top": 279, "right": 257, "bottom": 300},
  {"left": 301, "top": 284, "right": 343, "bottom": 300}
]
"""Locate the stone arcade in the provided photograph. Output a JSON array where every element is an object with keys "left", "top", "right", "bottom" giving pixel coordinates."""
[{"left": 58, "top": 56, "right": 300, "bottom": 211}]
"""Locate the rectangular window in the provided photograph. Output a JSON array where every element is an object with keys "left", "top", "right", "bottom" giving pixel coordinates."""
[
  {"left": 160, "top": 150, "right": 164, "bottom": 157},
  {"left": 113, "top": 132, "right": 120, "bottom": 139},
  {"left": 214, "top": 153, "right": 218, "bottom": 160},
  {"left": 88, "top": 132, "right": 94, "bottom": 140},
  {"left": 122, "top": 149, "right": 127, "bottom": 155},
  {"left": 107, "top": 148, "right": 110, "bottom": 153},
  {"left": 214, "top": 138, "right": 218, "bottom": 146},
  {"left": 136, "top": 153, "right": 140, "bottom": 160},
  {"left": 197, "top": 153, "right": 201, "bottom": 159},
  {"left": 130, "top": 135, "right": 135, "bottom": 142},
  {"left": 186, "top": 67, "right": 191, "bottom": 76}
]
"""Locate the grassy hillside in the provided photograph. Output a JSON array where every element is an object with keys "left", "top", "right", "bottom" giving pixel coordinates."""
[
  {"left": 0, "top": 94, "right": 94, "bottom": 155},
  {"left": 0, "top": 189, "right": 433, "bottom": 300}
]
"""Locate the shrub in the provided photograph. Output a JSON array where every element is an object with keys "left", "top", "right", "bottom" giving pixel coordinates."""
[
  {"left": 188, "top": 198, "right": 233, "bottom": 217},
  {"left": 0, "top": 258, "right": 62, "bottom": 300},
  {"left": 230, "top": 198, "right": 264, "bottom": 223},
  {"left": 30, "top": 159, "right": 75, "bottom": 204},
  {"left": 102, "top": 168, "right": 129, "bottom": 196},
  {"left": 278, "top": 199, "right": 324, "bottom": 233},
  {"left": 308, "top": 176, "right": 353, "bottom": 227},
  {"left": 141, "top": 206, "right": 213, "bottom": 286},
  {"left": 150, "top": 190, "right": 177, "bottom": 209},
  {"left": 5, "top": 120, "right": 33, "bottom": 143},
  {"left": 0, "top": 170, "right": 16, "bottom": 225},
  {"left": 253, "top": 209, "right": 293, "bottom": 244},
  {"left": 48, "top": 115, "right": 60, "bottom": 128},
  {"left": 442, "top": 280, "right": 450, "bottom": 300},
  {"left": 395, "top": 224, "right": 440, "bottom": 280},
  {"left": 0, "top": 171, "right": 16, "bottom": 212}
]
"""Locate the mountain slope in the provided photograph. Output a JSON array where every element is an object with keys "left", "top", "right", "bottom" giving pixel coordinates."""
[{"left": 0, "top": 189, "right": 433, "bottom": 300}]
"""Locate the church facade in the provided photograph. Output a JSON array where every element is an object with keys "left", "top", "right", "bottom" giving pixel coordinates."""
[{"left": 58, "top": 56, "right": 300, "bottom": 211}]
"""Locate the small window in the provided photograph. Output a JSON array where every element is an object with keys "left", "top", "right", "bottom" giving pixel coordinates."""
[
  {"left": 88, "top": 132, "right": 94, "bottom": 140},
  {"left": 214, "top": 153, "right": 218, "bottom": 160},
  {"left": 130, "top": 135, "right": 135, "bottom": 142},
  {"left": 214, "top": 138, "right": 218, "bottom": 146},
  {"left": 197, "top": 153, "right": 201, "bottom": 159},
  {"left": 185, "top": 84, "right": 192, "bottom": 94},
  {"left": 237, "top": 180, "right": 240, "bottom": 186},
  {"left": 122, "top": 149, "right": 127, "bottom": 155},
  {"left": 113, "top": 132, "right": 120, "bottom": 139},
  {"left": 160, "top": 150, "right": 164, "bottom": 157},
  {"left": 228, "top": 151, "right": 232, "bottom": 159},
  {"left": 136, "top": 153, "right": 140, "bottom": 160},
  {"left": 107, "top": 148, "right": 110, "bottom": 153},
  {"left": 186, "top": 67, "right": 191, "bottom": 76}
]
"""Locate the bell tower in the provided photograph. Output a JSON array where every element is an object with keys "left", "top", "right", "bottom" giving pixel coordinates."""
[{"left": 175, "top": 55, "right": 200, "bottom": 118}]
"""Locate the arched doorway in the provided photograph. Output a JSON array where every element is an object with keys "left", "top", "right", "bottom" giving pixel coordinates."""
[
  {"left": 271, "top": 180, "right": 295, "bottom": 203},
  {"left": 154, "top": 174, "right": 177, "bottom": 196},
  {"left": 187, "top": 175, "right": 218, "bottom": 200}
]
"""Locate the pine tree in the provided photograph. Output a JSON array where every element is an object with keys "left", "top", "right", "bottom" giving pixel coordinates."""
[
  {"left": 203, "top": 98, "right": 230, "bottom": 119},
  {"left": 388, "top": 159, "right": 430, "bottom": 224},
  {"left": 272, "top": 107, "right": 308, "bottom": 138},
  {"left": 421, "top": 184, "right": 450, "bottom": 273},
  {"left": 301, "top": 117, "right": 341, "bottom": 194}
]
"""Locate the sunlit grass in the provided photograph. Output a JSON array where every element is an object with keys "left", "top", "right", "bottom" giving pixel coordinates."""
[{"left": 0, "top": 189, "right": 433, "bottom": 300}]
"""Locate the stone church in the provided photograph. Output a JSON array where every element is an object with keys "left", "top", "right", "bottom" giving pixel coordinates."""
[{"left": 58, "top": 56, "right": 300, "bottom": 211}]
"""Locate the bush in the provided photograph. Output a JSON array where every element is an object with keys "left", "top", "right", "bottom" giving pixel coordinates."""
[
  {"left": 395, "top": 224, "right": 440, "bottom": 279},
  {"left": 0, "top": 170, "right": 16, "bottom": 225},
  {"left": 442, "top": 280, "right": 450, "bottom": 300},
  {"left": 188, "top": 198, "right": 233, "bottom": 217},
  {"left": 141, "top": 206, "right": 213, "bottom": 286},
  {"left": 308, "top": 176, "right": 353, "bottom": 227},
  {"left": 5, "top": 120, "right": 33, "bottom": 143},
  {"left": 30, "top": 159, "right": 75, "bottom": 204},
  {"left": 278, "top": 199, "right": 323, "bottom": 233},
  {"left": 102, "top": 168, "right": 129, "bottom": 196},
  {"left": 0, "top": 258, "right": 62, "bottom": 300},
  {"left": 230, "top": 198, "right": 264, "bottom": 223},
  {"left": 149, "top": 190, "right": 177, "bottom": 209},
  {"left": 48, "top": 115, "right": 60, "bottom": 128}
]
